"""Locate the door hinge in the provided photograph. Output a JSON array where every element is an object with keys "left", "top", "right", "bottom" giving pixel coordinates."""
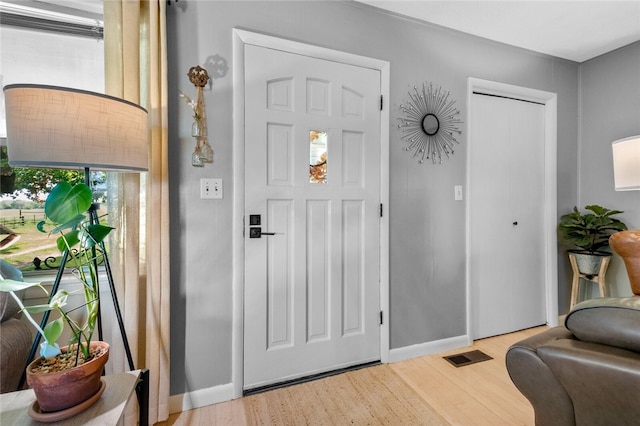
[
  {"left": 379, "top": 203, "right": 383, "bottom": 218},
  {"left": 379, "top": 310, "right": 383, "bottom": 325},
  {"left": 380, "top": 95, "right": 383, "bottom": 111}
]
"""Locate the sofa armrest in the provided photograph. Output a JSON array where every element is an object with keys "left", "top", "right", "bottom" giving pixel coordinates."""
[
  {"left": 565, "top": 297, "right": 640, "bottom": 353},
  {"left": 506, "top": 327, "right": 576, "bottom": 426},
  {"left": 0, "top": 318, "right": 33, "bottom": 393},
  {"left": 538, "top": 338, "right": 640, "bottom": 426}
]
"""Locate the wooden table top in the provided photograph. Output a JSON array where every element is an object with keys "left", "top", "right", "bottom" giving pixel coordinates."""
[{"left": 0, "top": 370, "right": 141, "bottom": 425}]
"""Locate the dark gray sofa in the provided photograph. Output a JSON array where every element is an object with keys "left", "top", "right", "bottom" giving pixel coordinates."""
[{"left": 506, "top": 297, "right": 640, "bottom": 426}]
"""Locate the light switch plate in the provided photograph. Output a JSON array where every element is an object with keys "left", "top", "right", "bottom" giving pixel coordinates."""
[
  {"left": 201, "top": 178, "right": 223, "bottom": 199},
  {"left": 454, "top": 185, "right": 463, "bottom": 201}
]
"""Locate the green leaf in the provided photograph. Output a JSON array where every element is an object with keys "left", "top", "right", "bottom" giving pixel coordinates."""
[
  {"left": 37, "top": 220, "right": 47, "bottom": 233},
  {"left": 82, "top": 224, "right": 114, "bottom": 248},
  {"left": 585, "top": 204, "right": 606, "bottom": 215},
  {"left": 43, "top": 317, "right": 64, "bottom": 346},
  {"left": 23, "top": 303, "right": 56, "bottom": 314},
  {"left": 0, "top": 279, "right": 44, "bottom": 293},
  {"left": 50, "top": 214, "right": 86, "bottom": 235},
  {"left": 558, "top": 204, "right": 628, "bottom": 252},
  {"left": 45, "top": 182, "right": 92, "bottom": 225},
  {"left": 56, "top": 230, "right": 81, "bottom": 252}
]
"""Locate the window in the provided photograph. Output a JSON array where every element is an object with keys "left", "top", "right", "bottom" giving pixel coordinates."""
[
  {"left": 309, "top": 130, "right": 328, "bottom": 183},
  {"left": 0, "top": 2, "right": 104, "bottom": 273}
]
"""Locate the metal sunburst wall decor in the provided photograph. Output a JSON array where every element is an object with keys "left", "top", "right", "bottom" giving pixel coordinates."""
[{"left": 398, "top": 82, "right": 463, "bottom": 164}]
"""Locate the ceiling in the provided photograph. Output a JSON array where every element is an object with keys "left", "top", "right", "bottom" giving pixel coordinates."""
[
  {"left": 356, "top": 1, "right": 640, "bottom": 62},
  {"left": 5, "top": 1, "right": 640, "bottom": 63}
]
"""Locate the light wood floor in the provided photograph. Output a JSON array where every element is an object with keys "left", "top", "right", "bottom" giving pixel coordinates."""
[{"left": 158, "top": 326, "right": 546, "bottom": 425}]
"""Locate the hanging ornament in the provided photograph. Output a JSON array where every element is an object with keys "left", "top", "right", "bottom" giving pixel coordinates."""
[
  {"left": 182, "top": 65, "right": 214, "bottom": 166},
  {"left": 192, "top": 139, "right": 204, "bottom": 167}
]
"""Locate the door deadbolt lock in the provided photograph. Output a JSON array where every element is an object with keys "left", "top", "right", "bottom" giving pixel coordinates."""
[
  {"left": 249, "top": 215, "right": 261, "bottom": 226},
  {"left": 249, "top": 215, "right": 276, "bottom": 238}
]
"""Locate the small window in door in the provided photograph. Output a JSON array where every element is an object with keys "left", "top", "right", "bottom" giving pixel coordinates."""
[{"left": 309, "top": 130, "right": 327, "bottom": 183}]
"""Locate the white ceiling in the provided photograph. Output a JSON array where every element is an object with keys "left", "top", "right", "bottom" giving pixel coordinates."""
[
  {"left": 356, "top": 1, "right": 640, "bottom": 62},
  {"left": 7, "top": 1, "right": 640, "bottom": 63}
]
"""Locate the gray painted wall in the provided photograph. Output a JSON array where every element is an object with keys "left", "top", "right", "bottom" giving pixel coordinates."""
[
  {"left": 576, "top": 41, "right": 640, "bottom": 298},
  {"left": 166, "top": 1, "right": 582, "bottom": 394}
]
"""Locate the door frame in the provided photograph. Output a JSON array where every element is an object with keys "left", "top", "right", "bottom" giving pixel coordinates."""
[
  {"left": 466, "top": 77, "right": 558, "bottom": 340},
  {"left": 232, "top": 29, "right": 390, "bottom": 397}
]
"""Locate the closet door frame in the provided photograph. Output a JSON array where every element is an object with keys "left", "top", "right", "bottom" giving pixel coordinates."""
[{"left": 465, "top": 77, "right": 558, "bottom": 339}]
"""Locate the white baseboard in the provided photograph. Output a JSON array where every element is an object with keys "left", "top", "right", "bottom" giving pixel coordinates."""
[
  {"left": 169, "top": 382, "right": 235, "bottom": 414},
  {"left": 388, "top": 334, "right": 471, "bottom": 363}
]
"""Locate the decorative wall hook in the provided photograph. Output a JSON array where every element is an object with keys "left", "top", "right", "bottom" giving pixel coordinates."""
[
  {"left": 181, "top": 65, "right": 213, "bottom": 167},
  {"left": 398, "top": 82, "right": 463, "bottom": 164}
]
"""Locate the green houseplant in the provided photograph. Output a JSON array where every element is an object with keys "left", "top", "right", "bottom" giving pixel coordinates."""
[
  {"left": 558, "top": 204, "right": 628, "bottom": 275},
  {"left": 0, "top": 181, "right": 112, "bottom": 413}
]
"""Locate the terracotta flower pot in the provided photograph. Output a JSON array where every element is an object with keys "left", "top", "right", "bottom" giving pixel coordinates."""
[{"left": 26, "top": 341, "right": 109, "bottom": 412}]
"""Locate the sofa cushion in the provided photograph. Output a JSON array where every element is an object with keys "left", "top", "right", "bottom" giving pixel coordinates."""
[{"left": 565, "top": 297, "right": 640, "bottom": 353}]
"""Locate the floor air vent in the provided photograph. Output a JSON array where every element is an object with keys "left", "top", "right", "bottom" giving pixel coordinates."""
[{"left": 443, "top": 350, "right": 493, "bottom": 367}]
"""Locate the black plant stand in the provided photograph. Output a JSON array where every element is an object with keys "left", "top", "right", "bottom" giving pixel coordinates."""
[{"left": 18, "top": 167, "right": 137, "bottom": 393}]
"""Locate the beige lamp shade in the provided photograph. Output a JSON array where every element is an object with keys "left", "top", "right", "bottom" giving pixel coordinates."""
[
  {"left": 612, "top": 135, "right": 640, "bottom": 191},
  {"left": 3, "top": 84, "right": 148, "bottom": 172}
]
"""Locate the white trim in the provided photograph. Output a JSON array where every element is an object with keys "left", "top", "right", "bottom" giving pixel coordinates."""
[
  {"left": 465, "top": 78, "right": 559, "bottom": 340},
  {"left": 169, "top": 383, "right": 235, "bottom": 414},
  {"left": 231, "top": 29, "right": 246, "bottom": 400},
  {"left": 388, "top": 335, "right": 470, "bottom": 363},
  {"left": 378, "top": 49, "right": 391, "bottom": 365},
  {"left": 232, "top": 29, "right": 391, "bottom": 398},
  {"left": 233, "top": 29, "right": 389, "bottom": 72}
]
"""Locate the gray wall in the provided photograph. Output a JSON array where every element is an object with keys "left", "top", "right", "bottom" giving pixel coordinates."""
[
  {"left": 166, "top": 1, "right": 580, "bottom": 394},
  {"left": 577, "top": 41, "right": 640, "bottom": 297}
]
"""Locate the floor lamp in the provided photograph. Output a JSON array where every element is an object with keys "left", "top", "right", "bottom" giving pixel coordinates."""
[
  {"left": 610, "top": 135, "right": 640, "bottom": 296},
  {"left": 3, "top": 85, "right": 149, "bottom": 412}
]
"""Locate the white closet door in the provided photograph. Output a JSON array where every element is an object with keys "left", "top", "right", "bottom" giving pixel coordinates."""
[{"left": 469, "top": 93, "right": 546, "bottom": 339}]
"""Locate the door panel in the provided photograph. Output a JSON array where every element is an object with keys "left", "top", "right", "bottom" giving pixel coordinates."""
[
  {"left": 267, "top": 124, "right": 294, "bottom": 186},
  {"left": 244, "top": 45, "right": 381, "bottom": 389},
  {"left": 266, "top": 199, "right": 293, "bottom": 349},
  {"left": 307, "top": 199, "right": 330, "bottom": 342},
  {"left": 470, "top": 94, "right": 546, "bottom": 339}
]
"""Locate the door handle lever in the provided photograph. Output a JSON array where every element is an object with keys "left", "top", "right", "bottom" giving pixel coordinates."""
[{"left": 249, "top": 227, "right": 276, "bottom": 238}]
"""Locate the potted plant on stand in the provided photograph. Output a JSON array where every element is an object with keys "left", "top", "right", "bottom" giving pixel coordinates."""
[
  {"left": 558, "top": 204, "right": 628, "bottom": 276},
  {"left": 0, "top": 181, "right": 112, "bottom": 419}
]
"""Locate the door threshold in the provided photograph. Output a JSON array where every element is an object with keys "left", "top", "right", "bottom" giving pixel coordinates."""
[{"left": 243, "top": 360, "right": 381, "bottom": 396}]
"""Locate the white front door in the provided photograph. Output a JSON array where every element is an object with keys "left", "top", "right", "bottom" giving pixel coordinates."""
[
  {"left": 469, "top": 93, "right": 547, "bottom": 339},
  {"left": 243, "top": 44, "right": 382, "bottom": 390}
]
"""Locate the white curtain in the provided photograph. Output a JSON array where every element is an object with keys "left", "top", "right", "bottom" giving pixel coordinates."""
[{"left": 103, "top": 0, "right": 170, "bottom": 423}]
